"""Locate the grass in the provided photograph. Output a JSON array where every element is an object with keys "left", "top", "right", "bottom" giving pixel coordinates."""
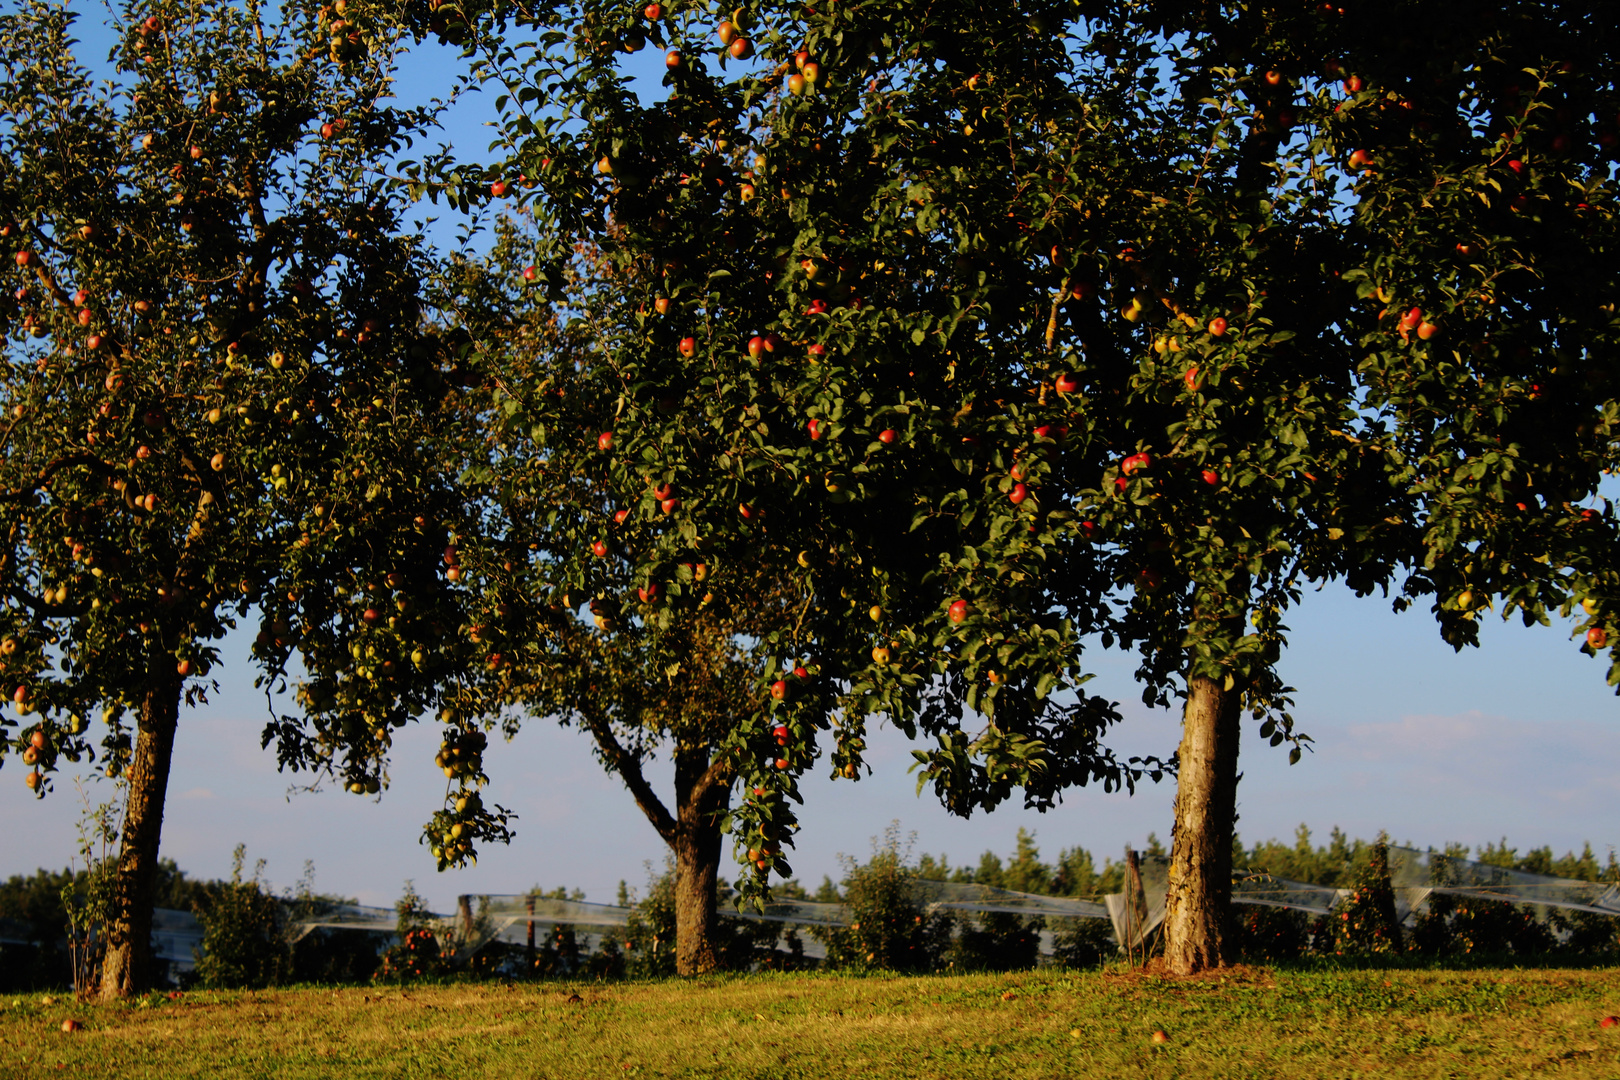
[{"left": 3, "top": 963, "right": 1618, "bottom": 1079}]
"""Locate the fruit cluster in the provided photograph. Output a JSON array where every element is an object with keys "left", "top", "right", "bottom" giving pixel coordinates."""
[{"left": 434, "top": 728, "right": 487, "bottom": 779}]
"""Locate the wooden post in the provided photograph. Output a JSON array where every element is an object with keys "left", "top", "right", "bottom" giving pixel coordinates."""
[
  {"left": 1126, "top": 847, "right": 1149, "bottom": 966},
  {"left": 526, "top": 894, "right": 536, "bottom": 971},
  {"left": 1122, "top": 845, "right": 1138, "bottom": 967}
]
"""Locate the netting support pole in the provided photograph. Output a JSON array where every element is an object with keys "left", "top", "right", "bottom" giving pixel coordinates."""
[
  {"left": 526, "top": 895, "right": 536, "bottom": 971},
  {"left": 1124, "top": 845, "right": 1142, "bottom": 967}
]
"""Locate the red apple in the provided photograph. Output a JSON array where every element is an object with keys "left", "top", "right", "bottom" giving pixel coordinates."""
[
  {"left": 644, "top": 2, "right": 662, "bottom": 18},
  {"left": 770, "top": 679, "right": 788, "bottom": 700},
  {"left": 729, "top": 37, "right": 753, "bottom": 59},
  {"left": 1416, "top": 321, "right": 1438, "bottom": 340},
  {"left": 1009, "top": 483, "right": 1028, "bottom": 504},
  {"left": 807, "top": 343, "right": 827, "bottom": 362},
  {"left": 1208, "top": 317, "right": 1228, "bottom": 337},
  {"left": 808, "top": 418, "right": 825, "bottom": 440},
  {"left": 1343, "top": 75, "right": 1363, "bottom": 93},
  {"left": 1587, "top": 627, "right": 1607, "bottom": 648},
  {"left": 678, "top": 336, "right": 696, "bottom": 357},
  {"left": 15, "top": 250, "right": 32, "bottom": 267},
  {"left": 13, "top": 685, "right": 29, "bottom": 704},
  {"left": 614, "top": 508, "right": 630, "bottom": 525},
  {"left": 591, "top": 540, "right": 608, "bottom": 557},
  {"left": 948, "top": 599, "right": 969, "bottom": 624},
  {"left": 716, "top": 20, "right": 736, "bottom": 44},
  {"left": 1348, "top": 149, "right": 1374, "bottom": 170},
  {"left": 1264, "top": 69, "right": 1283, "bottom": 86},
  {"left": 660, "top": 497, "right": 680, "bottom": 515},
  {"left": 793, "top": 665, "right": 809, "bottom": 679},
  {"left": 1400, "top": 307, "right": 1423, "bottom": 330},
  {"left": 747, "top": 335, "right": 765, "bottom": 359},
  {"left": 653, "top": 483, "right": 672, "bottom": 501},
  {"left": 490, "top": 180, "right": 508, "bottom": 197},
  {"left": 638, "top": 583, "right": 660, "bottom": 603},
  {"left": 1201, "top": 468, "right": 1220, "bottom": 486},
  {"left": 362, "top": 608, "right": 382, "bottom": 624},
  {"left": 176, "top": 659, "right": 193, "bottom": 676},
  {"left": 1184, "top": 366, "right": 1202, "bottom": 391},
  {"left": 1054, "top": 373, "right": 1080, "bottom": 394},
  {"left": 775, "top": 757, "right": 789, "bottom": 770},
  {"left": 1121, "top": 452, "right": 1152, "bottom": 475},
  {"left": 523, "top": 265, "right": 537, "bottom": 282},
  {"left": 739, "top": 502, "right": 757, "bottom": 519},
  {"left": 654, "top": 297, "right": 671, "bottom": 315},
  {"left": 878, "top": 429, "right": 897, "bottom": 444},
  {"left": 665, "top": 50, "right": 682, "bottom": 69},
  {"left": 787, "top": 73, "right": 807, "bottom": 95}
]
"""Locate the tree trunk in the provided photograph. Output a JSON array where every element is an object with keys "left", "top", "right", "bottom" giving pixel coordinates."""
[
  {"left": 100, "top": 674, "right": 182, "bottom": 999},
  {"left": 1162, "top": 673, "right": 1243, "bottom": 975},
  {"left": 672, "top": 745, "right": 728, "bottom": 975}
]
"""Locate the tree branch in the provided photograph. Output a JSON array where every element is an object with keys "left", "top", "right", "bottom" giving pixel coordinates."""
[
  {"left": 577, "top": 701, "right": 678, "bottom": 845},
  {"left": 0, "top": 454, "right": 123, "bottom": 504}
]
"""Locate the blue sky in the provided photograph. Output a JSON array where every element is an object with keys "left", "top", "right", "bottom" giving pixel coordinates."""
[
  {"left": 4, "top": 10, "right": 1616, "bottom": 912},
  {"left": 6, "top": 580, "right": 1616, "bottom": 911}
]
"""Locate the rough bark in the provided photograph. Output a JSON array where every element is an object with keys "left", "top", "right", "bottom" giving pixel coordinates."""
[
  {"left": 1162, "top": 673, "right": 1243, "bottom": 975},
  {"left": 671, "top": 743, "right": 729, "bottom": 976},
  {"left": 99, "top": 673, "right": 182, "bottom": 999},
  {"left": 581, "top": 703, "right": 730, "bottom": 976}
]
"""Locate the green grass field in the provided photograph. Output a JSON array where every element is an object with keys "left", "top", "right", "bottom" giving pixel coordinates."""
[{"left": 5, "top": 965, "right": 1618, "bottom": 1078}]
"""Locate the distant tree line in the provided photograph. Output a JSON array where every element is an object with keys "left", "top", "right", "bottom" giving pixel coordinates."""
[{"left": 4, "top": 825, "right": 1616, "bottom": 991}]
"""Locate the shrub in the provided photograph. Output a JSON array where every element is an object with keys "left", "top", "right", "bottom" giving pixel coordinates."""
[
  {"left": 946, "top": 911, "right": 1042, "bottom": 972},
  {"left": 814, "top": 827, "right": 952, "bottom": 972},
  {"left": 1410, "top": 894, "right": 1558, "bottom": 958},
  {"left": 1324, "top": 841, "right": 1404, "bottom": 956},
  {"left": 374, "top": 882, "right": 452, "bottom": 984},
  {"left": 1231, "top": 904, "right": 1311, "bottom": 962},
  {"left": 193, "top": 846, "right": 287, "bottom": 989},
  {"left": 1047, "top": 916, "right": 1117, "bottom": 968}
]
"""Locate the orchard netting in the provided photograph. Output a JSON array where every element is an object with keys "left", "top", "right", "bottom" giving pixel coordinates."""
[{"left": 274, "top": 844, "right": 1617, "bottom": 962}]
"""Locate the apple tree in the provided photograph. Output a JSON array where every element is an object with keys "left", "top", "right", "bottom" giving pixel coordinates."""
[
  {"left": 1020, "top": 0, "right": 1620, "bottom": 972},
  {"left": 417, "top": 0, "right": 1164, "bottom": 972},
  {"left": 0, "top": 0, "right": 508, "bottom": 997}
]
